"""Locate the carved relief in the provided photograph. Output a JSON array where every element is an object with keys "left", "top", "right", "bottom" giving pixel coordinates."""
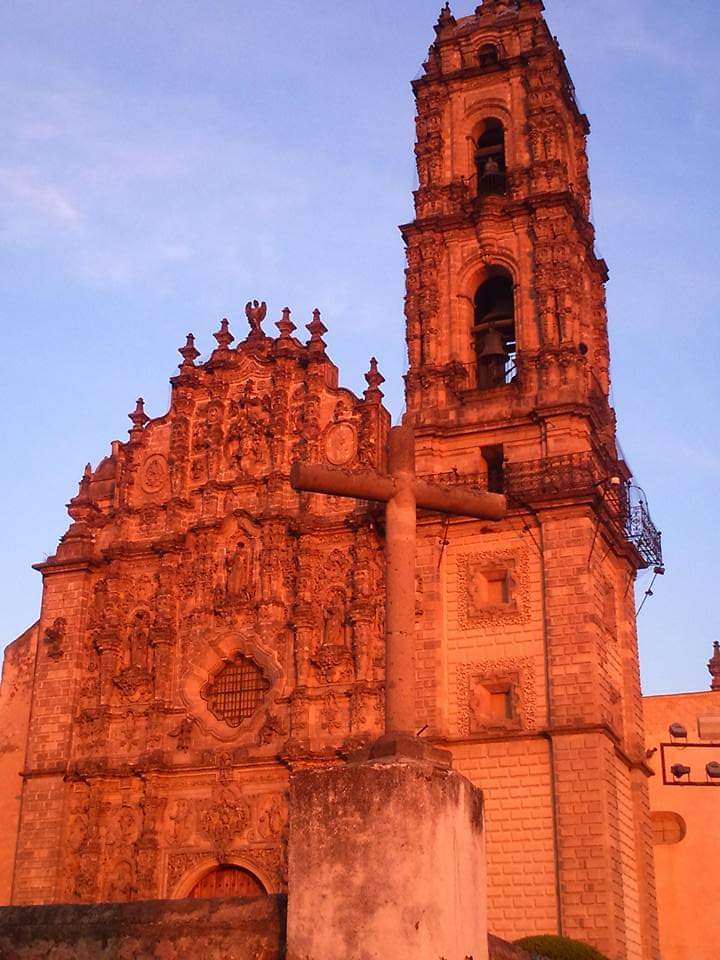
[
  {"left": 319, "top": 691, "right": 343, "bottom": 734},
  {"left": 140, "top": 453, "right": 168, "bottom": 494},
  {"left": 169, "top": 799, "right": 195, "bottom": 846},
  {"left": 324, "top": 421, "right": 357, "bottom": 466},
  {"left": 198, "top": 787, "right": 251, "bottom": 861},
  {"left": 258, "top": 709, "right": 287, "bottom": 745},
  {"left": 169, "top": 715, "right": 195, "bottom": 752},
  {"left": 256, "top": 794, "right": 287, "bottom": 841}
]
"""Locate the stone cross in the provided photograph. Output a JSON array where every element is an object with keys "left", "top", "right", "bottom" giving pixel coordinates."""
[{"left": 291, "top": 423, "right": 506, "bottom": 748}]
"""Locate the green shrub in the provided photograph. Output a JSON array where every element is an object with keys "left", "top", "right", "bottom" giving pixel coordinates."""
[{"left": 514, "top": 934, "right": 610, "bottom": 960}]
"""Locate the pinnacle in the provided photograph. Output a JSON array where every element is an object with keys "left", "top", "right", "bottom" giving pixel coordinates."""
[
  {"left": 363, "top": 356, "right": 385, "bottom": 403},
  {"left": 128, "top": 397, "right": 149, "bottom": 435},
  {"left": 213, "top": 318, "right": 235, "bottom": 351},
  {"left": 306, "top": 308, "right": 328, "bottom": 353},
  {"left": 178, "top": 333, "right": 200, "bottom": 368},
  {"left": 276, "top": 306, "right": 296, "bottom": 340}
]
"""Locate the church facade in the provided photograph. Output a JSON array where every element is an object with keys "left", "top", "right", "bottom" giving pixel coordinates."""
[{"left": 0, "top": 3, "right": 667, "bottom": 960}]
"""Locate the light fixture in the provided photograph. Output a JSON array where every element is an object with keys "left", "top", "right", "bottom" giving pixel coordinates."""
[
  {"left": 670, "top": 763, "right": 691, "bottom": 782},
  {"left": 669, "top": 723, "right": 687, "bottom": 740},
  {"left": 706, "top": 761, "right": 720, "bottom": 782}
]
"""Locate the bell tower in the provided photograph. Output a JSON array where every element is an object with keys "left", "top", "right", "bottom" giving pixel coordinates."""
[
  {"left": 403, "top": 0, "right": 608, "bottom": 431},
  {"left": 404, "top": 4, "right": 663, "bottom": 959}
]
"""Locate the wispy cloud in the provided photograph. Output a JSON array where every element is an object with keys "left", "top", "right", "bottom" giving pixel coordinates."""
[{"left": 0, "top": 166, "right": 82, "bottom": 232}]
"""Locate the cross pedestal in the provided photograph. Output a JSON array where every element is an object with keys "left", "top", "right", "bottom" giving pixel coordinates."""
[{"left": 285, "top": 423, "right": 503, "bottom": 960}]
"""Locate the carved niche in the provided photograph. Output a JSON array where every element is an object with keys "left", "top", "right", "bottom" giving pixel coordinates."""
[{"left": 113, "top": 608, "right": 154, "bottom": 702}]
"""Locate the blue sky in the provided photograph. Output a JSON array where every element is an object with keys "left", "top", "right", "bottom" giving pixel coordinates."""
[{"left": 1, "top": 1, "right": 718, "bottom": 695}]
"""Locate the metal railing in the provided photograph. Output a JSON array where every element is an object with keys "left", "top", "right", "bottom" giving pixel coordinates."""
[
  {"left": 477, "top": 171, "right": 507, "bottom": 196},
  {"left": 423, "top": 450, "right": 663, "bottom": 568}
]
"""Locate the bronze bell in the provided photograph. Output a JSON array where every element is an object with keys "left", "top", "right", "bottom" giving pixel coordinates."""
[{"left": 477, "top": 323, "right": 508, "bottom": 361}]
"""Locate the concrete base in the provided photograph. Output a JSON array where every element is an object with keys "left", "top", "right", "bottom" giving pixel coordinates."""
[{"left": 287, "top": 756, "right": 488, "bottom": 960}]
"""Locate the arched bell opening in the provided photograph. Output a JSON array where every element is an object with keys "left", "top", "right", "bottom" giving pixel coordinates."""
[
  {"left": 478, "top": 43, "right": 500, "bottom": 68},
  {"left": 476, "top": 118, "right": 506, "bottom": 196},
  {"left": 187, "top": 864, "right": 267, "bottom": 900},
  {"left": 473, "top": 271, "right": 517, "bottom": 389}
]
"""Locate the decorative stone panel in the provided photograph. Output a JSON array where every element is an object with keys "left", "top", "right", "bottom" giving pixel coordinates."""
[
  {"left": 456, "top": 549, "right": 530, "bottom": 629},
  {"left": 456, "top": 656, "right": 537, "bottom": 737}
]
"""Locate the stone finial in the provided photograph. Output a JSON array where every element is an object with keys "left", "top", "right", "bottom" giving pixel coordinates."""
[
  {"left": 69, "top": 464, "right": 93, "bottom": 510},
  {"left": 306, "top": 308, "right": 327, "bottom": 354},
  {"left": 213, "top": 318, "right": 235, "bottom": 351},
  {"left": 363, "top": 357, "right": 385, "bottom": 403},
  {"left": 179, "top": 332, "right": 200, "bottom": 368},
  {"left": 245, "top": 300, "right": 267, "bottom": 338},
  {"left": 276, "top": 306, "right": 296, "bottom": 340},
  {"left": 708, "top": 641, "right": 720, "bottom": 691},
  {"left": 129, "top": 397, "right": 150, "bottom": 434},
  {"left": 434, "top": 2, "right": 455, "bottom": 36}
]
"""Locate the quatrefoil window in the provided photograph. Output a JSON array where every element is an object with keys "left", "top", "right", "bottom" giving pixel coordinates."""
[{"left": 201, "top": 653, "right": 270, "bottom": 728}]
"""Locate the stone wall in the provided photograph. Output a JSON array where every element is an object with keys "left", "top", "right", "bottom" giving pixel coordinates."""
[
  {"left": 644, "top": 689, "right": 720, "bottom": 960},
  {"left": 0, "top": 894, "right": 535, "bottom": 959},
  {"left": 0, "top": 622, "right": 37, "bottom": 904},
  {"left": 0, "top": 895, "right": 286, "bottom": 959}
]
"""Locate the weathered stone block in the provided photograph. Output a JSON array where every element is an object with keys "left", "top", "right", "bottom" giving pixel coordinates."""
[{"left": 288, "top": 756, "right": 488, "bottom": 960}]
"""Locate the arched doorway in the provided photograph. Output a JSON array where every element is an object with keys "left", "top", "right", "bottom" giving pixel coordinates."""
[{"left": 188, "top": 864, "right": 266, "bottom": 899}]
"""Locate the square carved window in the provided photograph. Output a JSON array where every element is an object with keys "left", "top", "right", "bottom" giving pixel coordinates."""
[
  {"left": 468, "top": 564, "right": 515, "bottom": 615},
  {"left": 469, "top": 677, "right": 519, "bottom": 732},
  {"left": 457, "top": 551, "right": 530, "bottom": 629},
  {"left": 201, "top": 653, "right": 270, "bottom": 728}
]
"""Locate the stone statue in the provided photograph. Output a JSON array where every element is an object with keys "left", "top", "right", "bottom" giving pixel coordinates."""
[
  {"left": 245, "top": 299, "right": 267, "bottom": 336},
  {"left": 226, "top": 540, "right": 252, "bottom": 599},
  {"left": 129, "top": 611, "right": 151, "bottom": 670},
  {"left": 323, "top": 598, "right": 346, "bottom": 647}
]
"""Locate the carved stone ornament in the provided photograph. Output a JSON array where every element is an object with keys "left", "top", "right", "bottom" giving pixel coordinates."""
[
  {"left": 324, "top": 421, "right": 357, "bottom": 466},
  {"left": 140, "top": 453, "right": 168, "bottom": 494},
  {"left": 113, "top": 664, "right": 153, "bottom": 702},
  {"left": 198, "top": 788, "right": 251, "bottom": 861},
  {"left": 456, "top": 548, "right": 531, "bottom": 629},
  {"left": 455, "top": 657, "right": 537, "bottom": 737},
  {"left": 43, "top": 616, "right": 67, "bottom": 660}
]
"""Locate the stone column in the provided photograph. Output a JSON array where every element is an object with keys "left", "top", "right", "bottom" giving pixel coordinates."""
[{"left": 384, "top": 424, "right": 417, "bottom": 736}]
